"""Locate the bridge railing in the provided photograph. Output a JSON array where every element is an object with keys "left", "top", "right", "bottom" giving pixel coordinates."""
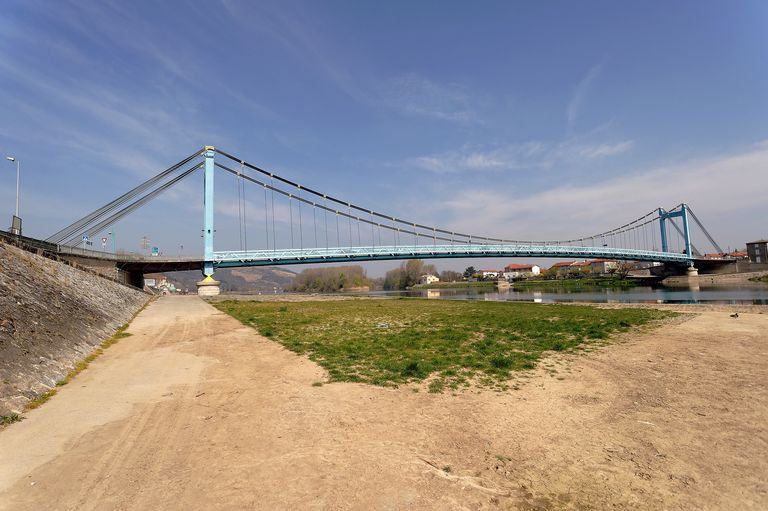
[
  {"left": 214, "top": 244, "right": 694, "bottom": 266},
  {"left": 55, "top": 245, "right": 202, "bottom": 263},
  {"left": 0, "top": 231, "right": 201, "bottom": 264}
]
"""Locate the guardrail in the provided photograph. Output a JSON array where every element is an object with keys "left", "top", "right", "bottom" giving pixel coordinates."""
[
  {"left": 0, "top": 230, "right": 201, "bottom": 264},
  {"left": 0, "top": 230, "right": 150, "bottom": 291},
  {"left": 0, "top": 229, "right": 59, "bottom": 252},
  {"left": 55, "top": 245, "right": 201, "bottom": 263}
]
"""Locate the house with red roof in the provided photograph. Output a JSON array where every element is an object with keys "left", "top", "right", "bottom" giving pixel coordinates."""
[
  {"left": 549, "top": 261, "right": 576, "bottom": 277},
  {"left": 502, "top": 263, "right": 541, "bottom": 280}
]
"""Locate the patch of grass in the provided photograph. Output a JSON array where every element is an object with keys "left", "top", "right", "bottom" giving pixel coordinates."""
[
  {"left": 748, "top": 274, "right": 768, "bottom": 283},
  {"left": 214, "top": 299, "right": 675, "bottom": 392},
  {"left": 311, "top": 381, "right": 324, "bottom": 387},
  {"left": 27, "top": 389, "right": 57, "bottom": 409},
  {"left": 0, "top": 413, "right": 24, "bottom": 425},
  {"left": 55, "top": 325, "right": 133, "bottom": 387}
]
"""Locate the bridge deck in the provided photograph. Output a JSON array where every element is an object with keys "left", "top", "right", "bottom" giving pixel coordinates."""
[
  {"left": 213, "top": 244, "right": 696, "bottom": 267},
  {"left": 3, "top": 230, "right": 733, "bottom": 273}
]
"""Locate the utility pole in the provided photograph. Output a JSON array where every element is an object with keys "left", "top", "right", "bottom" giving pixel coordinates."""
[
  {"left": 5, "top": 156, "right": 20, "bottom": 235},
  {"left": 141, "top": 236, "right": 150, "bottom": 254}
]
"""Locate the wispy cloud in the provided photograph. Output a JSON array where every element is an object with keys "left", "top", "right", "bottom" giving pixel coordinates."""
[
  {"left": 28, "top": 1, "right": 200, "bottom": 85},
  {"left": 219, "top": 5, "right": 481, "bottom": 125},
  {"left": 219, "top": 0, "right": 369, "bottom": 103},
  {"left": 429, "top": 143, "right": 768, "bottom": 245},
  {"left": 0, "top": 57, "right": 217, "bottom": 177},
  {"left": 567, "top": 64, "right": 601, "bottom": 129},
  {"left": 381, "top": 73, "right": 476, "bottom": 122},
  {"left": 408, "top": 138, "right": 632, "bottom": 174},
  {"left": 575, "top": 140, "right": 634, "bottom": 158}
]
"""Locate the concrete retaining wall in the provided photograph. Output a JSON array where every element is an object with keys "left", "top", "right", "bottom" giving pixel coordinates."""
[{"left": 663, "top": 270, "right": 768, "bottom": 286}]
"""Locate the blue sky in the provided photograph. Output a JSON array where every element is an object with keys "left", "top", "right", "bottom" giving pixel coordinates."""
[{"left": 1, "top": 1, "right": 767, "bottom": 274}]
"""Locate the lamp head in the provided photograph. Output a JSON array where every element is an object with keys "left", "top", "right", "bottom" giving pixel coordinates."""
[{"left": 5, "top": 156, "right": 15, "bottom": 162}]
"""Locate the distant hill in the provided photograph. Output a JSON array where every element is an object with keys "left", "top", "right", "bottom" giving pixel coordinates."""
[{"left": 155, "top": 267, "right": 296, "bottom": 293}]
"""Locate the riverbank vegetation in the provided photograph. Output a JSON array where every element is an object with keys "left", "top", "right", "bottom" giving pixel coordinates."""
[
  {"left": 288, "top": 265, "right": 371, "bottom": 293},
  {"left": 215, "top": 299, "right": 674, "bottom": 392},
  {"left": 511, "top": 278, "right": 642, "bottom": 289},
  {"left": 748, "top": 274, "right": 768, "bottom": 283},
  {"left": 383, "top": 260, "right": 437, "bottom": 290},
  {"left": 412, "top": 281, "right": 495, "bottom": 289}
]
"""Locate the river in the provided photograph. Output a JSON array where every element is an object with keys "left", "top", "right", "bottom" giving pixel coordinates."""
[{"left": 357, "top": 284, "right": 768, "bottom": 305}]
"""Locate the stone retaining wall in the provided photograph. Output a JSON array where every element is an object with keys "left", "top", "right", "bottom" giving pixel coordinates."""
[{"left": 0, "top": 242, "right": 148, "bottom": 415}]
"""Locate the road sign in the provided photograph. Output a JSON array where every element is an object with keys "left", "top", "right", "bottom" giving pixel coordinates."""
[
  {"left": 82, "top": 234, "right": 89, "bottom": 242},
  {"left": 101, "top": 237, "right": 107, "bottom": 248},
  {"left": 151, "top": 246, "right": 159, "bottom": 256}
]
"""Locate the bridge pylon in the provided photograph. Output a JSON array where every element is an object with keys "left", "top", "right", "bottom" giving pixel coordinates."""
[
  {"left": 658, "top": 204, "right": 694, "bottom": 268},
  {"left": 197, "top": 146, "right": 221, "bottom": 296}
]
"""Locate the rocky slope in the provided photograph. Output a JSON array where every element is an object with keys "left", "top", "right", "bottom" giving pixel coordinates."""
[{"left": 0, "top": 242, "right": 148, "bottom": 415}]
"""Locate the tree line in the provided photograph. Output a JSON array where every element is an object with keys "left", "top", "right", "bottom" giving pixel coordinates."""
[{"left": 287, "top": 265, "right": 371, "bottom": 293}]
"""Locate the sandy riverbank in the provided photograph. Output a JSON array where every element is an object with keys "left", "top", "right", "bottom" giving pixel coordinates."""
[{"left": 0, "top": 295, "right": 765, "bottom": 510}]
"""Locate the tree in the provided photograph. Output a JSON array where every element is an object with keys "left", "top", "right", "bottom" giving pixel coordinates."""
[
  {"left": 383, "top": 260, "right": 438, "bottom": 290},
  {"left": 439, "top": 270, "right": 462, "bottom": 282},
  {"left": 383, "top": 266, "right": 405, "bottom": 290},
  {"left": 615, "top": 261, "right": 634, "bottom": 279},
  {"left": 404, "top": 259, "right": 424, "bottom": 286},
  {"left": 542, "top": 266, "right": 559, "bottom": 279},
  {"left": 288, "top": 265, "right": 370, "bottom": 292},
  {"left": 463, "top": 266, "right": 476, "bottom": 280}
]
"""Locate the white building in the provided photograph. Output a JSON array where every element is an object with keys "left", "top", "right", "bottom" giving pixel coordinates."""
[{"left": 419, "top": 274, "right": 440, "bottom": 285}]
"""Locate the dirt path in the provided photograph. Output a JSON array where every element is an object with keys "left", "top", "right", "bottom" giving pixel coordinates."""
[{"left": 0, "top": 296, "right": 765, "bottom": 510}]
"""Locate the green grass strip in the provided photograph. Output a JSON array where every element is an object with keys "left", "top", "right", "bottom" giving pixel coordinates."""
[{"left": 215, "top": 298, "right": 675, "bottom": 392}]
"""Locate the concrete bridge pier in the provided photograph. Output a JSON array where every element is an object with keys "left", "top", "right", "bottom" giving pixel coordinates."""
[{"left": 196, "top": 275, "right": 221, "bottom": 296}]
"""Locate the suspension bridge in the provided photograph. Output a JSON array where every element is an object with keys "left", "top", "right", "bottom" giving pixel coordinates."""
[{"left": 38, "top": 146, "right": 726, "bottom": 294}]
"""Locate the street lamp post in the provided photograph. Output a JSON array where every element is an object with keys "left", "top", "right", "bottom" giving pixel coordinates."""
[{"left": 5, "top": 156, "right": 20, "bottom": 235}]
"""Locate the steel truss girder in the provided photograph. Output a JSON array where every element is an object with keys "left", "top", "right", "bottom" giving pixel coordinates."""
[{"left": 213, "top": 244, "right": 693, "bottom": 268}]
